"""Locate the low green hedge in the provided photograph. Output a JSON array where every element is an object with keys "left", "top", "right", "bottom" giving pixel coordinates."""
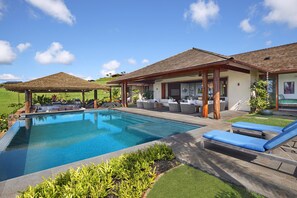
[{"left": 18, "top": 144, "right": 175, "bottom": 198}]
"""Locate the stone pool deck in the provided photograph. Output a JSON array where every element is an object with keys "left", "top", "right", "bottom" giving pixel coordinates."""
[
  {"left": 117, "top": 108, "right": 297, "bottom": 198},
  {"left": 0, "top": 108, "right": 296, "bottom": 197}
]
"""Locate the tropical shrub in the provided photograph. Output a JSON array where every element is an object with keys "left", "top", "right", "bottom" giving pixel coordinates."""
[
  {"left": 33, "top": 94, "right": 52, "bottom": 105},
  {"left": 250, "top": 80, "right": 269, "bottom": 113},
  {"left": 18, "top": 144, "right": 174, "bottom": 198},
  {"left": 8, "top": 103, "right": 23, "bottom": 114},
  {"left": 143, "top": 90, "right": 154, "bottom": 100},
  {"left": 112, "top": 88, "right": 121, "bottom": 101},
  {"left": 132, "top": 89, "right": 140, "bottom": 103},
  {"left": 0, "top": 114, "right": 8, "bottom": 132}
]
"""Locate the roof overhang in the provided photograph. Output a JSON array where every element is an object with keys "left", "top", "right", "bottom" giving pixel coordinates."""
[{"left": 108, "top": 59, "right": 267, "bottom": 84}]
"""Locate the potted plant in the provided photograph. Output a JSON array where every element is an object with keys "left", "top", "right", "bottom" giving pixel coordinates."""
[{"left": 250, "top": 80, "right": 273, "bottom": 115}]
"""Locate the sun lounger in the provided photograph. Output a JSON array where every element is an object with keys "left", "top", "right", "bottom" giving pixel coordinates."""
[
  {"left": 232, "top": 120, "right": 297, "bottom": 135},
  {"left": 202, "top": 126, "right": 297, "bottom": 166}
]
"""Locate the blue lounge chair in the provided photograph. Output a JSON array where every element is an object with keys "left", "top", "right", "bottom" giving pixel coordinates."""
[
  {"left": 202, "top": 123, "right": 297, "bottom": 166},
  {"left": 232, "top": 120, "right": 297, "bottom": 135}
]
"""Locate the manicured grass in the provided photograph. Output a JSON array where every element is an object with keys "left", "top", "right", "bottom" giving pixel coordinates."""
[
  {"left": 148, "top": 165, "right": 263, "bottom": 198},
  {"left": 228, "top": 114, "right": 294, "bottom": 127},
  {"left": 0, "top": 88, "right": 24, "bottom": 114},
  {"left": 0, "top": 77, "right": 115, "bottom": 115}
]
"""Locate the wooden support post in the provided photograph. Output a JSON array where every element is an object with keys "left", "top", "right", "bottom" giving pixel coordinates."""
[
  {"left": 25, "top": 90, "right": 30, "bottom": 113},
  {"left": 94, "top": 90, "right": 98, "bottom": 108},
  {"left": 213, "top": 68, "right": 221, "bottom": 119},
  {"left": 202, "top": 71, "right": 209, "bottom": 118},
  {"left": 123, "top": 81, "right": 128, "bottom": 107},
  {"left": 82, "top": 91, "right": 85, "bottom": 108},
  {"left": 109, "top": 87, "right": 112, "bottom": 102},
  {"left": 121, "top": 83, "right": 124, "bottom": 106},
  {"left": 275, "top": 74, "right": 279, "bottom": 111},
  {"left": 29, "top": 91, "right": 32, "bottom": 107},
  {"left": 161, "top": 83, "right": 166, "bottom": 99}
]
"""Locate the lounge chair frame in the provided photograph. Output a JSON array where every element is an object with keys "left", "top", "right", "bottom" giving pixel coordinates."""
[{"left": 201, "top": 137, "right": 297, "bottom": 166}]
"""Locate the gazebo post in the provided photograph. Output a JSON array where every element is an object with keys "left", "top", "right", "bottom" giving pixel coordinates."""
[
  {"left": 213, "top": 68, "right": 221, "bottom": 119},
  {"left": 25, "top": 90, "right": 32, "bottom": 113},
  {"left": 202, "top": 70, "right": 209, "bottom": 118},
  {"left": 94, "top": 90, "right": 98, "bottom": 108},
  {"left": 109, "top": 87, "right": 112, "bottom": 102},
  {"left": 82, "top": 90, "right": 85, "bottom": 107}
]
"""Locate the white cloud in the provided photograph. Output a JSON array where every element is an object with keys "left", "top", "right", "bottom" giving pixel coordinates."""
[
  {"left": 184, "top": 0, "right": 219, "bottom": 28},
  {"left": 35, "top": 42, "right": 75, "bottom": 65},
  {"left": 0, "top": 73, "right": 20, "bottom": 81},
  {"left": 67, "top": 73, "right": 93, "bottom": 81},
  {"left": 128, "top": 58, "right": 136, "bottom": 65},
  {"left": 25, "top": 0, "right": 75, "bottom": 25},
  {"left": 100, "top": 60, "right": 121, "bottom": 76},
  {"left": 0, "top": 40, "right": 16, "bottom": 64},
  {"left": 265, "top": 40, "right": 272, "bottom": 46},
  {"left": 142, "top": 59, "right": 149, "bottom": 65},
  {"left": 17, "top": 42, "right": 31, "bottom": 52},
  {"left": 239, "top": 18, "right": 255, "bottom": 33},
  {"left": 263, "top": 0, "right": 297, "bottom": 28}
]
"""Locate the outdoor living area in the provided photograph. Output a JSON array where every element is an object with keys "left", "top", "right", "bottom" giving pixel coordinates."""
[
  {"left": 4, "top": 72, "right": 110, "bottom": 114},
  {"left": 108, "top": 43, "right": 297, "bottom": 119}
]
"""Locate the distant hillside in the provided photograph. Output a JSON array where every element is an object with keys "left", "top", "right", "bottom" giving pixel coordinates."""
[{"left": 95, "top": 77, "right": 113, "bottom": 84}]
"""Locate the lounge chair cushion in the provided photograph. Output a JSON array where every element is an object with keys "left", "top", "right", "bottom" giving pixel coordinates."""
[
  {"left": 264, "top": 127, "right": 297, "bottom": 150},
  {"left": 282, "top": 120, "right": 297, "bottom": 133},
  {"left": 203, "top": 130, "right": 268, "bottom": 152},
  {"left": 232, "top": 122, "right": 283, "bottom": 134}
]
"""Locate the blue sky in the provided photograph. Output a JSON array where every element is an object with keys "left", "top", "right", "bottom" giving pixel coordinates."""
[{"left": 0, "top": 0, "right": 297, "bottom": 82}]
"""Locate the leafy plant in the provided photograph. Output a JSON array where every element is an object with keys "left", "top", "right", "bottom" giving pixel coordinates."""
[
  {"left": 143, "top": 90, "right": 154, "bottom": 100},
  {"left": 33, "top": 94, "right": 52, "bottom": 105},
  {"left": 250, "top": 80, "right": 269, "bottom": 113},
  {"left": 98, "top": 96, "right": 110, "bottom": 105},
  {"left": 112, "top": 88, "right": 121, "bottom": 101},
  {"left": 132, "top": 89, "right": 140, "bottom": 103},
  {"left": 18, "top": 144, "right": 174, "bottom": 198},
  {"left": 0, "top": 113, "right": 8, "bottom": 132}
]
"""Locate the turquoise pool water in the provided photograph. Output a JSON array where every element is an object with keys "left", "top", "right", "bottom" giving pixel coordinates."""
[{"left": 0, "top": 110, "right": 198, "bottom": 181}]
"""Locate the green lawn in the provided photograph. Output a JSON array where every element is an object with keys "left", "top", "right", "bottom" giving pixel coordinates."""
[
  {"left": 228, "top": 114, "right": 294, "bottom": 127},
  {"left": 0, "top": 77, "right": 115, "bottom": 115},
  {"left": 148, "top": 165, "right": 263, "bottom": 198},
  {"left": 0, "top": 88, "right": 25, "bottom": 114}
]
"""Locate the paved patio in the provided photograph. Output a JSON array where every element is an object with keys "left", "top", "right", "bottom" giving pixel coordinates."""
[
  {"left": 0, "top": 108, "right": 296, "bottom": 197},
  {"left": 118, "top": 107, "right": 297, "bottom": 198}
]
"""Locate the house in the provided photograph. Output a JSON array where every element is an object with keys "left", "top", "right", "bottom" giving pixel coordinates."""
[{"left": 108, "top": 42, "right": 297, "bottom": 119}]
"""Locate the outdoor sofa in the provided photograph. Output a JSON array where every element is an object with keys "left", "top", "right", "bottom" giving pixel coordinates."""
[
  {"left": 136, "top": 101, "right": 144, "bottom": 108},
  {"left": 279, "top": 94, "right": 297, "bottom": 108},
  {"left": 169, "top": 102, "right": 181, "bottom": 112}
]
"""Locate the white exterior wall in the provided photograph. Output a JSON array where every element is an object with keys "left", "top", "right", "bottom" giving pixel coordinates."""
[
  {"left": 150, "top": 70, "right": 252, "bottom": 111},
  {"left": 227, "top": 71, "right": 251, "bottom": 111},
  {"left": 279, "top": 73, "right": 297, "bottom": 99},
  {"left": 153, "top": 81, "right": 162, "bottom": 99}
]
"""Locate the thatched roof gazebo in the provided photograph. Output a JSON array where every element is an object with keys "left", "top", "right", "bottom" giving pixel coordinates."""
[{"left": 4, "top": 72, "right": 110, "bottom": 113}]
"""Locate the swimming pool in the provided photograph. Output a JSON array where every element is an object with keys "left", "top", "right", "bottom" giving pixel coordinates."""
[{"left": 0, "top": 109, "right": 199, "bottom": 181}]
